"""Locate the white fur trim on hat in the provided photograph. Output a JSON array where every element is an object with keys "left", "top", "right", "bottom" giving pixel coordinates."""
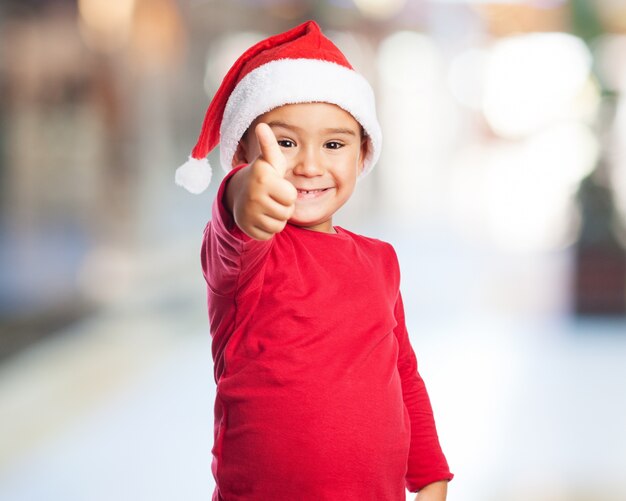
[
  {"left": 175, "top": 156, "right": 212, "bottom": 194},
  {"left": 219, "top": 58, "right": 382, "bottom": 176}
]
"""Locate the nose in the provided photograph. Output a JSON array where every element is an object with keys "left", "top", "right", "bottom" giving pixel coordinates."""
[{"left": 292, "top": 145, "right": 324, "bottom": 177}]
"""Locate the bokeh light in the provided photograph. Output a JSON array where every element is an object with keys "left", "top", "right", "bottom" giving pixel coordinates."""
[
  {"left": 77, "top": 0, "right": 136, "bottom": 53},
  {"left": 483, "top": 32, "right": 595, "bottom": 138},
  {"left": 352, "top": 0, "right": 407, "bottom": 20},
  {"left": 447, "top": 47, "right": 488, "bottom": 111}
]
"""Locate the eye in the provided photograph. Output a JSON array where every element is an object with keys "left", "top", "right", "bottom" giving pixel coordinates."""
[
  {"left": 324, "top": 141, "right": 344, "bottom": 150},
  {"left": 277, "top": 139, "right": 296, "bottom": 148}
]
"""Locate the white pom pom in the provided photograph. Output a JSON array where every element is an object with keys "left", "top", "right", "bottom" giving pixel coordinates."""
[{"left": 175, "top": 156, "right": 213, "bottom": 194}]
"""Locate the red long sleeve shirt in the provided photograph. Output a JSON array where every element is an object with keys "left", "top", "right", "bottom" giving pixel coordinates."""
[{"left": 202, "top": 167, "right": 453, "bottom": 500}]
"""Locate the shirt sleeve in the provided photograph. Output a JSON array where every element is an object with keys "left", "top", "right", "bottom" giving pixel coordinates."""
[
  {"left": 201, "top": 164, "right": 273, "bottom": 298},
  {"left": 393, "top": 292, "right": 454, "bottom": 492}
]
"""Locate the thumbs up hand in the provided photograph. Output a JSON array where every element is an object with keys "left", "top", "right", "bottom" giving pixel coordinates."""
[
  {"left": 226, "top": 123, "right": 297, "bottom": 240},
  {"left": 255, "top": 122, "right": 289, "bottom": 178}
]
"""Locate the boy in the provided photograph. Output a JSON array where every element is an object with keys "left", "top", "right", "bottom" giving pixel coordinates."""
[{"left": 176, "top": 20, "right": 453, "bottom": 501}]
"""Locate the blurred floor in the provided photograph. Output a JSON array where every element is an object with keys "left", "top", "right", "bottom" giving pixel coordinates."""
[{"left": 0, "top": 224, "right": 625, "bottom": 501}]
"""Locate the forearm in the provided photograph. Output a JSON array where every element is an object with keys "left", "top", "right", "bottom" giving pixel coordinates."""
[
  {"left": 203, "top": 164, "right": 271, "bottom": 295},
  {"left": 224, "top": 164, "right": 248, "bottom": 215},
  {"left": 394, "top": 293, "right": 453, "bottom": 488},
  {"left": 414, "top": 480, "right": 448, "bottom": 501}
]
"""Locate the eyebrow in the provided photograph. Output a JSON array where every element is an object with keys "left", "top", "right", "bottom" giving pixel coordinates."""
[
  {"left": 266, "top": 120, "right": 357, "bottom": 136},
  {"left": 323, "top": 127, "right": 357, "bottom": 136}
]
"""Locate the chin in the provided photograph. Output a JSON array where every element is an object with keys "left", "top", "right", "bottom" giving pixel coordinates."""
[
  {"left": 290, "top": 218, "right": 320, "bottom": 227},
  {"left": 289, "top": 215, "right": 330, "bottom": 230},
  {"left": 291, "top": 210, "right": 321, "bottom": 224}
]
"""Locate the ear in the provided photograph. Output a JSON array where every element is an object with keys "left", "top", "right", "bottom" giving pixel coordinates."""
[
  {"left": 357, "top": 136, "right": 369, "bottom": 174},
  {"left": 231, "top": 140, "right": 250, "bottom": 168}
]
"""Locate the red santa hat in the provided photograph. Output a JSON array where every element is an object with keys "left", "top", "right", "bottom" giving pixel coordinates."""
[{"left": 175, "top": 20, "right": 382, "bottom": 194}]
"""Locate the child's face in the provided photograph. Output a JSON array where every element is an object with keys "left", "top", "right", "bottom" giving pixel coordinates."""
[{"left": 233, "top": 102, "right": 368, "bottom": 233}]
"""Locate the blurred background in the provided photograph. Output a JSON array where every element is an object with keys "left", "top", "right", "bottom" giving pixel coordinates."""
[{"left": 1, "top": 0, "right": 625, "bottom": 500}]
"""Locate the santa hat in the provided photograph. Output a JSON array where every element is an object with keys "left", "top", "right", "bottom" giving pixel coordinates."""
[{"left": 175, "top": 20, "right": 382, "bottom": 194}]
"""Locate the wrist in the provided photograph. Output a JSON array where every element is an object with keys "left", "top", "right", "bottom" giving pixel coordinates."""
[{"left": 415, "top": 480, "right": 448, "bottom": 501}]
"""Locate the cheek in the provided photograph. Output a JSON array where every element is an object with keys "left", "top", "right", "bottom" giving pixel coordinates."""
[
  {"left": 338, "top": 170, "right": 358, "bottom": 195},
  {"left": 247, "top": 140, "right": 261, "bottom": 160}
]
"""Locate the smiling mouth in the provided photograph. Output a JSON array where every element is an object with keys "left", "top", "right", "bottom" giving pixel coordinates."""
[
  {"left": 297, "top": 188, "right": 329, "bottom": 194},
  {"left": 296, "top": 187, "right": 332, "bottom": 200}
]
